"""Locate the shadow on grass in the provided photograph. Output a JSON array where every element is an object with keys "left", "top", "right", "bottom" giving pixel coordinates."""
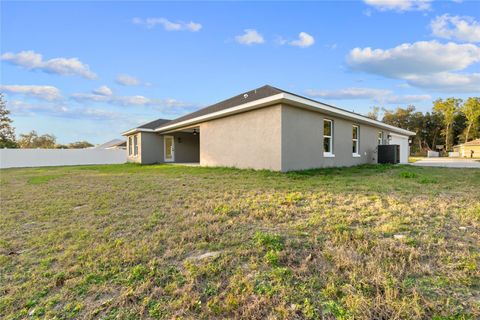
[
  {"left": 285, "top": 163, "right": 398, "bottom": 179},
  {"left": 71, "top": 162, "right": 405, "bottom": 178}
]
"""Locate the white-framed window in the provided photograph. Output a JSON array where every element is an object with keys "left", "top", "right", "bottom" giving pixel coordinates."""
[
  {"left": 128, "top": 136, "right": 132, "bottom": 156},
  {"left": 352, "top": 125, "right": 360, "bottom": 156},
  {"left": 378, "top": 132, "right": 383, "bottom": 145},
  {"left": 133, "top": 135, "right": 138, "bottom": 156},
  {"left": 323, "top": 119, "right": 334, "bottom": 156}
]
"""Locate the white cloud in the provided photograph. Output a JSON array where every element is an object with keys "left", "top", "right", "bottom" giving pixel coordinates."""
[
  {"left": 348, "top": 41, "right": 480, "bottom": 78},
  {"left": 71, "top": 87, "right": 189, "bottom": 108},
  {"left": 132, "top": 17, "right": 202, "bottom": 32},
  {"left": 1, "top": 51, "right": 97, "bottom": 79},
  {"left": 305, "top": 87, "right": 431, "bottom": 104},
  {"left": 8, "top": 100, "right": 120, "bottom": 120},
  {"left": 71, "top": 92, "right": 150, "bottom": 106},
  {"left": 306, "top": 87, "right": 391, "bottom": 100},
  {"left": 363, "top": 0, "right": 432, "bottom": 12},
  {"left": 92, "top": 85, "right": 113, "bottom": 96},
  {"left": 235, "top": 29, "right": 264, "bottom": 45},
  {"left": 431, "top": 14, "right": 480, "bottom": 43},
  {"left": 383, "top": 94, "right": 432, "bottom": 104},
  {"left": 347, "top": 40, "right": 480, "bottom": 92},
  {"left": 0, "top": 85, "right": 62, "bottom": 101},
  {"left": 185, "top": 22, "right": 202, "bottom": 32},
  {"left": 289, "top": 32, "right": 315, "bottom": 48},
  {"left": 116, "top": 74, "right": 141, "bottom": 86},
  {"left": 406, "top": 72, "right": 480, "bottom": 92}
]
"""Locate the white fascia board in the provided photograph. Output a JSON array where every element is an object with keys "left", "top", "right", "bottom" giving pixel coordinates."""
[
  {"left": 282, "top": 93, "right": 416, "bottom": 136},
  {"left": 389, "top": 132, "right": 411, "bottom": 138},
  {"left": 154, "top": 92, "right": 415, "bottom": 136},
  {"left": 155, "top": 93, "right": 285, "bottom": 132},
  {"left": 121, "top": 128, "right": 155, "bottom": 136}
]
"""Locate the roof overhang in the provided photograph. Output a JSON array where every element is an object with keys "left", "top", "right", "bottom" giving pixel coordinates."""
[
  {"left": 282, "top": 93, "right": 415, "bottom": 136},
  {"left": 153, "top": 92, "right": 415, "bottom": 136},
  {"left": 121, "top": 128, "right": 155, "bottom": 136},
  {"left": 155, "top": 93, "right": 285, "bottom": 133}
]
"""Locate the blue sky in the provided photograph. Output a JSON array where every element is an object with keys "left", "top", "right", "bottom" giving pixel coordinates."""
[{"left": 1, "top": 0, "right": 479, "bottom": 144}]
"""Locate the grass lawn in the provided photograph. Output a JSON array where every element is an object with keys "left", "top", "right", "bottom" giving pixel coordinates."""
[{"left": 1, "top": 164, "right": 479, "bottom": 319}]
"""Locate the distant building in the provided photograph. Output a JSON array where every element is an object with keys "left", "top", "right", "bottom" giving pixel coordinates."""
[
  {"left": 96, "top": 139, "right": 126, "bottom": 150},
  {"left": 453, "top": 139, "right": 480, "bottom": 158}
]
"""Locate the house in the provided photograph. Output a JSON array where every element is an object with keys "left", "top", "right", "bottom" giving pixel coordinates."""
[
  {"left": 95, "top": 139, "right": 126, "bottom": 150},
  {"left": 122, "top": 85, "right": 414, "bottom": 171},
  {"left": 453, "top": 139, "right": 480, "bottom": 158}
]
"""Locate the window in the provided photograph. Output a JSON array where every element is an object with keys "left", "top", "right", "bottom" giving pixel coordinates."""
[
  {"left": 128, "top": 136, "right": 132, "bottom": 156},
  {"left": 352, "top": 125, "right": 360, "bottom": 156},
  {"left": 323, "top": 119, "right": 334, "bottom": 156},
  {"left": 378, "top": 132, "right": 383, "bottom": 145},
  {"left": 133, "top": 135, "right": 138, "bottom": 156}
]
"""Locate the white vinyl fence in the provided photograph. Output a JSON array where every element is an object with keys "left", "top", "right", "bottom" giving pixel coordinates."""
[{"left": 0, "top": 148, "right": 126, "bottom": 169}]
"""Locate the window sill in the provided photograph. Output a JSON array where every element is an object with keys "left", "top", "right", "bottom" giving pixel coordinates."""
[
  {"left": 352, "top": 153, "right": 361, "bottom": 157},
  {"left": 324, "top": 153, "right": 335, "bottom": 158}
]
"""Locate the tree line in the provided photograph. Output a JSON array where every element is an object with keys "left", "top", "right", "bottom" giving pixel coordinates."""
[
  {"left": 369, "top": 97, "right": 480, "bottom": 155},
  {"left": 0, "top": 94, "right": 94, "bottom": 149}
]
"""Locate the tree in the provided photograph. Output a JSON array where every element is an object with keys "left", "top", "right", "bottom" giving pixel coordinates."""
[
  {"left": 382, "top": 106, "right": 424, "bottom": 153},
  {"left": 68, "top": 141, "right": 94, "bottom": 149},
  {"left": 423, "top": 111, "right": 444, "bottom": 151},
  {"left": 452, "top": 112, "right": 467, "bottom": 146},
  {"left": 0, "top": 94, "right": 18, "bottom": 148},
  {"left": 382, "top": 105, "right": 416, "bottom": 130},
  {"left": 18, "top": 130, "right": 56, "bottom": 148},
  {"left": 381, "top": 106, "right": 447, "bottom": 155},
  {"left": 461, "top": 97, "right": 480, "bottom": 143},
  {"left": 366, "top": 106, "right": 380, "bottom": 120},
  {"left": 433, "top": 98, "right": 461, "bottom": 151}
]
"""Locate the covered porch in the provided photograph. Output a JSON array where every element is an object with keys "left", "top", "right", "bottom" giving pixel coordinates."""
[{"left": 159, "top": 126, "right": 200, "bottom": 164}]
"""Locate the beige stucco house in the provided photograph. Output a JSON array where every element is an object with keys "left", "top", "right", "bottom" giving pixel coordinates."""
[
  {"left": 122, "top": 85, "right": 414, "bottom": 171},
  {"left": 453, "top": 139, "right": 480, "bottom": 158}
]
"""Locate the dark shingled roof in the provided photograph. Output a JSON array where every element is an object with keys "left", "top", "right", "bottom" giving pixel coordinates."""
[
  {"left": 96, "top": 139, "right": 126, "bottom": 149},
  {"left": 156, "top": 85, "right": 283, "bottom": 129},
  {"left": 130, "top": 84, "right": 410, "bottom": 134},
  {"left": 138, "top": 118, "right": 171, "bottom": 129}
]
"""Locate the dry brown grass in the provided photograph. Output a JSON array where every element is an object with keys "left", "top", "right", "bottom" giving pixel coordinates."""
[{"left": 0, "top": 164, "right": 479, "bottom": 319}]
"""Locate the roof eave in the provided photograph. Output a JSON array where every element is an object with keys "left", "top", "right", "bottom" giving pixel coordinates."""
[
  {"left": 282, "top": 93, "right": 416, "bottom": 136},
  {"left": 121, "top": 128, "right": 155, "bottom": 136},
  {"left": 154, "top": 93, "right": 285, "bottom": 133},
  {"left": 153, "top": 92, "right": 415, "bottom": 136}
]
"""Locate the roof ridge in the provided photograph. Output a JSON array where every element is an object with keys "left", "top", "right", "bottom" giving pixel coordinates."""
[{"left": 155, "top": 85, "right": 283, "bottom": 129}]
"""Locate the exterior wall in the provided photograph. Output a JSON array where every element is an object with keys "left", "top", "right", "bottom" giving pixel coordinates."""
[
  {"left": 167, "top": 132, "right": 200, "bottom": 163},
  {"left": 140, "top": 132, "right": 164, "bottom": 164},
  {"left": 126, "top": 132, "right": 163, "bottom": 164},
  {"left": 459, "top": 145, "right": 480, "bottom": 158},
  {"left": 126, "top": 132, "right": 199, "bottom": 164},
  {"left": 127, "top": 104, "right": 410, "bottom": 170},
  {"left": 281, "top": 104, "right": 387, "bottom": 171},
  {"left": 199, "top": 104, "right": 282, "bottom": 171},
  {"left": 389, "top": 133, "right": 410, "bottom": 164},
  {"left": 126, "top": 133, "right": 141, "bottom": 163}
]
